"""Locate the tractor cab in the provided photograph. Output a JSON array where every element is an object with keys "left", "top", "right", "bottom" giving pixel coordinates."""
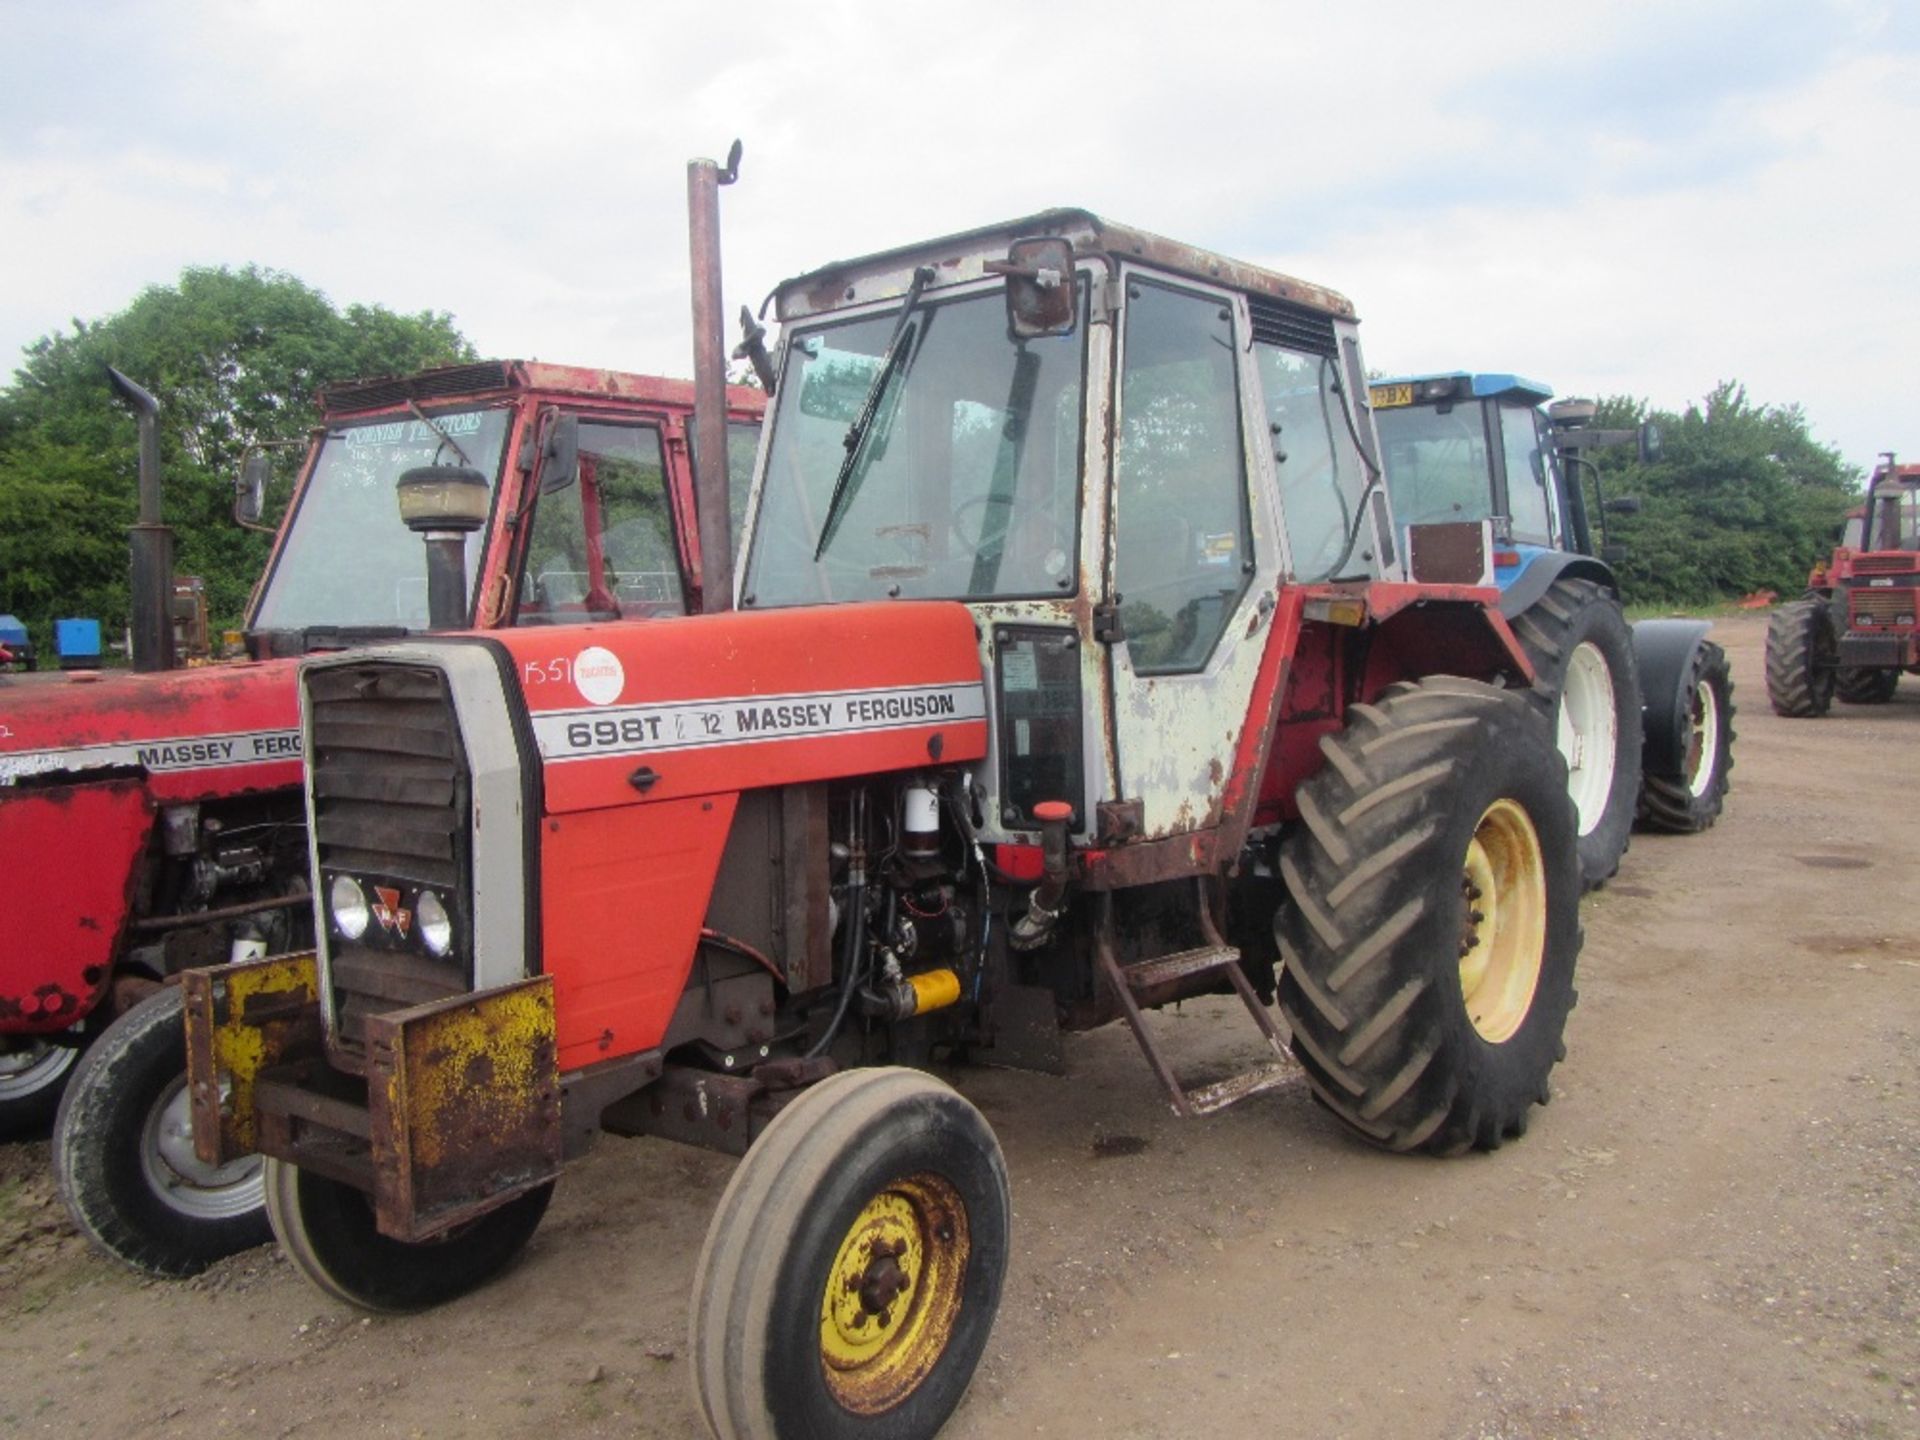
[
  {"left": 1369, "top": 372, "right": 1571, "bottom": 590},
  {"left": 244, "top": 362, "right": 763, "bottom": 656},
  {"left": 739, "top": 210, "right": 1407, "bottom": 848}
]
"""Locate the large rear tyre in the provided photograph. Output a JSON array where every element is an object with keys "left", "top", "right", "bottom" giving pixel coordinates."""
[
  {"left": 1835, "top": 666, "right": 1900, "bottom": 704},
  {"left": 1639, "top": 641, "right": 1735, "bottom": 834},
  {"left": 1, "top": 1033, "right": 81, "bottom": 1140},
  {"left": 1765, "top": 600, "right": 1835, "bottom": 717},
  {"left": 1509, "top": 578, "right": 1641, "bottom": 890},
  {"left": 264, "top": 1157, "right": 552, "bottom": 1313},
  {"left": 691, "top": 1067, "right": 1009, "bottom": 1440},
  {"left": 53, "top": 988, "right": 268, "bottom": 1275},
  {"left": 1277, "top": 678, "right": 1582, "bottom": 1155}
]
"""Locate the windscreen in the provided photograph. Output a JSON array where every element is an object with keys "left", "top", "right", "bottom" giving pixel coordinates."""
[
  {"left": 743, "top": 287, "right": 1085, "bottom": 606},
  {"left": 1375, "top": 402, "right": 1494, "bottom": 529},
  {"left": 252, "top": 407, "right": 514, "bottom": 631}
]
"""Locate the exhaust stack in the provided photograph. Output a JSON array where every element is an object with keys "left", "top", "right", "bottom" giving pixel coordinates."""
[
  {"left": 107, "top": 366, "right": 176, "bottom": 672},
  {"left": 687, "top": 139, "right": 742, "bottom": 613}
]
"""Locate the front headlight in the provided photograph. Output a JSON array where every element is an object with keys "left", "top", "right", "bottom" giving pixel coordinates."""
[
  {"left": 329, "top": 874, "right": 370, "bottom": 941},
  {"left": 415, "top": 889, "right": 453, "bottom": 957}
]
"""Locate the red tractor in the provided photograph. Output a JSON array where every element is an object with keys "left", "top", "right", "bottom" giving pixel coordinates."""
[
  {"left": 1, "top": 361, "right": 762, "bottom": 1278},
  {"left": 185, "top": 183, "right": 1584, "bottom": 1440},
  {"left": 1767, "top": 452, "right": 1920, "bottom": 714}
]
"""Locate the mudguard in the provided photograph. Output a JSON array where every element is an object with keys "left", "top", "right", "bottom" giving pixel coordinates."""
[
  {"left": 1495, "top": 549, "right": 1619, "bottom": 618},
  {"left": 1632, "top": 619, "right": 1715, "bottom": 777}
]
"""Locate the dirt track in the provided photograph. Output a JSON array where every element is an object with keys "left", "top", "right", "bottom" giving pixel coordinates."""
[{"left": 2, "top": 612, "right": 1916, "bottom": 1439}]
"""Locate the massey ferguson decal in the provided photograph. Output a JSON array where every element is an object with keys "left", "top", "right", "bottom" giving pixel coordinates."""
[
  {"left": 371, "top": 886, "right": 412, "bottom": 939},
  {"left": 532, "top": 682, "right": 987, "bottom": 763},
  {"left": 0, "top": 728, "right": 304, "bottom": 785}
]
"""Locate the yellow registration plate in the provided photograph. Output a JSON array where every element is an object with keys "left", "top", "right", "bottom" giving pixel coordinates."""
[{"left": 1369, "top": 383, "right": 1414, "bottom": 409}]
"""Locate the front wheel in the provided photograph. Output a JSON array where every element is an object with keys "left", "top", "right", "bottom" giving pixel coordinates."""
[
  {"left": 1835, "top": 666, "right": 1900, "bottom": 704},
  {"left": 1, "top": 1032, "right": 82, "bottom": 1139},
  {"left": 53, "top": 987, "right": 268, "bottom": 1275},
  {"left": 1277, "top": 677, "right": 1582, "bottom": 1155},
  {"left": 265, "top": 1158, "right": 552, "bottom": 1313},
  {"left": 1765, "top": 599, "right": 1836, "bottom": 717},
  {"left": 1639, "top": 641, "right": 1735, "bottom": 834},
  {"left": 691, "top": 1068, "right": 1010, "bottom": 1440}
]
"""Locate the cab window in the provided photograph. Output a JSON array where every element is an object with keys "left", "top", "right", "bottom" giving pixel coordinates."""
[
  {"left": 1500, "top": 404, "right": 1555, "bottom": 544},
  {"left": 515, "top": 421, "right": 687, "bottom": 623},
  {"left": 1114, "top": 280, "right": 1251, "bottom": 674}
]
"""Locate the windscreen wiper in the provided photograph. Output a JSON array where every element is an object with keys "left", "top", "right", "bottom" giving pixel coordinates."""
[{"left": 813, "top": 265, "right": 935, "bottom": 561}]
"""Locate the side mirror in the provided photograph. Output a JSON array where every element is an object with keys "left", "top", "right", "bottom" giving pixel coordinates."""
[
  {"left": 1600, "top": 544, "right": 1631, "bottom": 565},
  {"left": 237, "top": 451, "right": 270, "bottom": 524},
  {"left": 1637, "top": 421, "right": 1662, "bottom": 464},
  {"left": 995, "top": 237, "right": 1075, "bottom": 339},
  {"left": 1603, "top": 495, "right": 1643, "bottom": 516},
  {"left": 538, "top": 415, "right": 580, "bottom": 494}
]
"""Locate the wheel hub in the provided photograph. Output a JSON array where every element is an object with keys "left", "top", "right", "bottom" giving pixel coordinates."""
[
  {"left": 141, "top": 1075, "right": 264, "bottom": 1220},
  {"left": 1457, "top": 799, "right": 1548, "bottom": 1045},
  {"left": 1684, "top": 678, "right": 1720, "bottom": 800},
  {"left": 819, "top": 1174, "right": 969, "bottom": 1415},
  {"left": 1556, "top": 641, "right": 1619, "bottom": 836},
  {"left": 0, "top": 1034, "right": 78, "bottom": 1100}
]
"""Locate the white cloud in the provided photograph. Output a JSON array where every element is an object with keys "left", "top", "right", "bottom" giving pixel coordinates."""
[{"left": 2, "top": 0, "right": 1914, "bottom": 471}]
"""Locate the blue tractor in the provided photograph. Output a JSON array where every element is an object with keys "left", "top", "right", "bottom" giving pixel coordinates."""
[{"left": 1370, "top": 372, "right": 1734, "bottom": 888}]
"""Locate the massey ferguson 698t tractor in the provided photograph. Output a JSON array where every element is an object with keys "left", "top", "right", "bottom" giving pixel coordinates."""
[
  {"left": 1767, "top": 452, "right": 1920, "bottom": 715},
  {"left": 185, "top": 177, "right": 1587, "bottom": 1440},
  {"left": 1370, "top": 373, "right": 1735, "bottom": 886},
  {"left": 1, "top": 360, "right": 761, "bottom": 1277}
]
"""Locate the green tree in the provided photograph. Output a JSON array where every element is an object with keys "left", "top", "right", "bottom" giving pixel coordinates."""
[
  {"left": 0, "top": 266, "right": 472, "bottom": 641},
  {"left": 1577, "top": 382, "right": 1856, "bottom": 607}
]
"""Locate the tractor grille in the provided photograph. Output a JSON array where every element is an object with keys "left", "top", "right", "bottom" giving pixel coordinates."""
[
  {"left": 1851, "top": 554, "right": 1918, "bottom": 576},
  {"left": 306, "top": 661, "right": 473, "bottom": 1062},
  {"left": 1247, "top": 295, "right": 1338, "bottom": 357},
  {"left": 1849, "top": 587, "right": 1919, "bottom": 630}
]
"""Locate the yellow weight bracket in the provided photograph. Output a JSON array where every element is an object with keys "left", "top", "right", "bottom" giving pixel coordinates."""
[
  {"left": 365, "top": 976, "right": 563, "bottom": 1243},
  {"left": 184, "top": 951, "right": 322, "bottom": 1167}
]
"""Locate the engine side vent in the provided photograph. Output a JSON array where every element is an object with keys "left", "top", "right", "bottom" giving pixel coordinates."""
[
  {"left": 1247, "top": 295, "right": 1338, "bottom": 356},
  {"left": 319, "top": 361, "right": 514, "bottom": 415}
]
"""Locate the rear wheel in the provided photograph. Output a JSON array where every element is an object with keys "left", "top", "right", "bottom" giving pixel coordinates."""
[
  {"left": 691, "top": 1067, "right": 1009, "bottom": 1440},
  {"left": 1639, "top": 641, "right": 1735, "bottom": 833},
  {"left": 53, "top": 987, "right": 268, "bottom": 1275},
  {"left": 0, "top": 1033, "right": 81, "bottom": 1139},
  {"left": 265, "top": 1158, "right": 552, "bottom": 1312},
  {"left": 1765, "top": 600, "right": 1836, "bottom": 717},
  {"left": 1835, "top": 666, "right": 1900, "bottom": 704},
  {"left": 1509, "top": 579, "right": 1641, "bottom": 890},
  {"left": 1276, "top": 677, "right": 1582, "bottom": 1154}
]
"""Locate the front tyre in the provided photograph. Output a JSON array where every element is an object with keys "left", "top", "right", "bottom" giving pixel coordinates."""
[
  {"left": 1765, "top": 599, "right": 1836, "bottom": 717},
  {"left": 1639, "top": 641, "right": 1735, "bottom": 834},
  {"left": 1509, "top": 578, "right": 1642, "bottom": 890},
  {"left": 1277, "top": 678, "right": 1582, "bottom": 1155},
  {"left": 265, "top": 1157, "right": 552, "bottom": 1312},
  {"left": 691, "top": 1067, "right": 1009, "bottom": 1440},
  {"left": 1, "top": 1033, "right": 82, "bottom": 1139},
  {"left": 1835, "top": 666, "right": 1900, "bottom": 704},
  {"left": 53, "top": 987, "right": 268, "bottom": 1275}
]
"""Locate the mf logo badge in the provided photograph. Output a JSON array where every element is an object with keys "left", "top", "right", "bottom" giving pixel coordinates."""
[{"left": 372, "top": 886, "right": 412, "bottom": 939}]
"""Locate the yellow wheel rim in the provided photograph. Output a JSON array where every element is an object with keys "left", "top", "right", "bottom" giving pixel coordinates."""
[
  {"left": 819, "top": 1173, "right": 970, "bottom": 1415},
  {"left": 1456, "top": 799, "right": 1548, "bottom": 1044}
]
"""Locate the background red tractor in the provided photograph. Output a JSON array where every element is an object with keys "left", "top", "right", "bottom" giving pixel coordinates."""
[
  {"left": 1767, "top": 452, "right": 1919, "bottom": 715},
  {"left": 184, "top": 178, "right": 1587, "bottom": 1440},
  {"left": 2, "top": 361, "right": 761, "bottom": 1278}
]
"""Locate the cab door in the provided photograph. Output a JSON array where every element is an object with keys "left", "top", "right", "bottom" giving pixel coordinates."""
[{"left": 1104, "top": 274, "right": 1285, "bottom": 841}]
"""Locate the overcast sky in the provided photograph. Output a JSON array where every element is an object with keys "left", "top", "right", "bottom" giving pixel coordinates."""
[{"left": 3, "top": 0, "right": 1916, "bottom": 475}]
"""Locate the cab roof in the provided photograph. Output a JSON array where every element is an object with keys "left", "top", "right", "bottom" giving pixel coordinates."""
[
  {"left": 774, "top": 208, "right": 1357, "bottom": 325},
  {"left": 318, "top": 360, "right": 764, "bottom": 420},
  {"left": 1374, "top": 371, "right": 1554, "bottom": 405}
]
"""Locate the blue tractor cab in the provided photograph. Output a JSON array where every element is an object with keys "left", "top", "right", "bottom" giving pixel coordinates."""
[{"left": 1368, "top": 370, "right": 1733, "bottom": 879}]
